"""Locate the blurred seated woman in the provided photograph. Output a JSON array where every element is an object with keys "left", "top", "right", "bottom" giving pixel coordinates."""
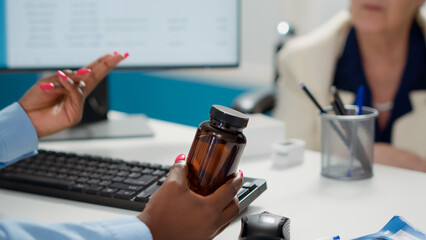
[{"left": 275, "top": 0, "right": 426, "bottom": 171}]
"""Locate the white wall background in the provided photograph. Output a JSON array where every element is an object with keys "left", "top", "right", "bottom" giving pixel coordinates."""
[
  {"left": 282, "top": 0, "right": 350, "bottom": 35},
  {"left": 172, "top": 0, "right": 350, "bottom": 86},
  {"left": 240, "top": 0, "right": 350, "bottom": 83}
]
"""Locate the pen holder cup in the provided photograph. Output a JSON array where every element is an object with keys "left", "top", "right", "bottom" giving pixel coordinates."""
[{"left": 320, "top": 105, "right": 378, "bottom": 180}]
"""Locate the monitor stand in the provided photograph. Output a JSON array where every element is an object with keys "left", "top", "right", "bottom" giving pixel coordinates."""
[{"left": 40, "top": 75, "right": 154, "bottom": 141}]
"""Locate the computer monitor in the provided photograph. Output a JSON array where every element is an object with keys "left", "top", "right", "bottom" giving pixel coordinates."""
[
  {"left": 0, "top": 0, "right": 240, "bottom": 70},
  {"left": 0, "top": 0, "right": 241, "bottom": 140}
]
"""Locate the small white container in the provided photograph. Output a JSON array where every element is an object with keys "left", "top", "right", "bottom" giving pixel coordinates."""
[{"left": 272, "top": 139, "right": 305, "bottom": 168}]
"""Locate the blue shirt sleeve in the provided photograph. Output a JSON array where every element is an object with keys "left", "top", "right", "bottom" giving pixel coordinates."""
[
  {"left": 0, "top": 216, "right": 153, "bottom": 240},
  {"left": 0, "top": 102, "right": 38, "bottom": 167}
]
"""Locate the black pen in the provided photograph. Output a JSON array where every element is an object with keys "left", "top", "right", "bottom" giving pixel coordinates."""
[
  {"left": 331, "top": 101, "right": 341, "bottom": 115},
  {"left": 330, "top": 85, "right": 346, "bottom": 115},
  {"left": 299, "top": 83, "right": 326, "bottom": 114}
]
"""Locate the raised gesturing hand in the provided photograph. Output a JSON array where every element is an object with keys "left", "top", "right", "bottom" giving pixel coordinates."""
[{"left": 18, "top": 52, "right": 128, "bottom": 138}]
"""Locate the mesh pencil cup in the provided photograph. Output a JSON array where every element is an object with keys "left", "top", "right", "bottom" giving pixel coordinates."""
[{"left": 320, "top": 105, "right": 378, "bottom": 180}]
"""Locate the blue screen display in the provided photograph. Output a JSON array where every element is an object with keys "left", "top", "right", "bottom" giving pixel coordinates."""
[
  {"left": 0, "top": 0, "right": 240, "bottom": 70},
  {"left": 0, "top": 0, "right": 6, "bottom": 68}
]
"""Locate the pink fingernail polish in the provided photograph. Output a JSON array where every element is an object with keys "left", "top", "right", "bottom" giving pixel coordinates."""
[
  {"left": 123, "top": 52, "right": 129, "bottom": 58},
  {"left": 239, "top": 170, "right": 244, "bottom": 178},
  {"left": 113, "top": 51, "right": 119, "bottom": 55},
  {"left": 40, "top": 83, "right": 54, "bottom": 90},
  {"left": 57, "top": 70, "right": 68, "bottom": 80},
  {"left": 75, "top": 68, "right": 91, "bottom": 75},
  {"left": 57, "top": 70, "right": 74, "bottom": 85},
  {"left": 175, "top": 154, "right": 186, "bottom": 163}
]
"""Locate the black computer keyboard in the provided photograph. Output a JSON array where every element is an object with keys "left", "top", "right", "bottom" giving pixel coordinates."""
[{"left": 0, "top": 150, "right": 266, "bottom": 212}]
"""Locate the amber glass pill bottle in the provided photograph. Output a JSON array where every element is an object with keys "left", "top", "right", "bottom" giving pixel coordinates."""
[{"left": 187, "top": 105, "right": 249, "bottom": 196}]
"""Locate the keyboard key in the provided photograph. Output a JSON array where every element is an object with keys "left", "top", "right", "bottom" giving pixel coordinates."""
[
  {"left": 69, "top": 170, "right": 80, "bottom": 176},
  {"left": 134, "top": 184, "right": 161, "bottom": 202},
  {"left": 158, "top": 176, "right": 167, "bottom": 185},
  {"left": 141, "top": 169, "right": 153, "bottom": 174},
  {"left": 130, "top": 167, "right": 142, "bottom": 172},
  {"left": 76, "top": 177, "right": 89, "bottom": 183},
  {"left": 75, "top": 165, "right": 85, "bottom": 170},
  {"left": 87, "top": 179, "right": 100, "bottom": 185},
  {"left": 150, "top": 164, "right": 162, "bottom": 169},
  {"left": 112, "top": 176, "right": 125, "bottom": 182},
  {"left": 85, "top": 167, "right": 96, "bottom": 172},
  {"left": 95, "top": 168, "right": 107, "bottom": 174},
  {"left": 139, "top": 162, "right": 151, "bottom": 168},
  {"left": 98, "top": 180, "right": 111, "bottom": 186},
  {"left": 98, "top": 163, "right": 109, "bottom": 168},
  {"left": 1, "top": 173, "right": 72, "bottom": 190},
  {"left": 100, "top": 187, "right": 118, "bottom": 197},
  {"left": 115, "top": 190, "right": 136, "bottom": 200},
  {"left": 56, "top": 174, "right": 67, "bottom": 179},
  {"left": 118, "top": 165, "right": 131, "bottom": 171},
  {"left": 108, "top": 165, "right": 119, "bottom": 170},
  {"left": 116, "top": 171, "right": 129, "bottom": 177},
  {"left": 152, "top": 170, "right": 166, "bottom": 177},
  {"left": 123, "top": 175, "right": 158, "bottom": 186},
  {"left": 91, "top": 173, "right": 102, "bottom": 179},
  {"left": 110, "top": 182, "right": 143, "bottom": 192},
  {"left": 106, "top": 170, "right": 118, "bottom": 175},
  {"left": 134, "top": 191, "right": 150, "bottom": 202},
  {"left": 67, "top": 175, "right": 78, "bottom": 181},
  {"left": 77, "top": 159, "right": 87, "bottom": 165},
  {"left": 71, "top": 183, "right": 87, "bottom": 192},
  {"left": 100, "top": 175, "right": 114, "bottom": 180},
  {"left": 85, "top": 185, "right": 103, "bottom": 194},
  {"left": 87, "top": 161, "right": 98, "bottom": 167},
  {"left": 128, "top": 172, "right": 141, "bottom": 178},
  {"left": 80, "top": 171, "right": 91, "bottom": 177}
]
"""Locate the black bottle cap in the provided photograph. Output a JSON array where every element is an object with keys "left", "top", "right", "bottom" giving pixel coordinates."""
[{"left": 210, "top": 105, "right": 249, "bottom": 129}]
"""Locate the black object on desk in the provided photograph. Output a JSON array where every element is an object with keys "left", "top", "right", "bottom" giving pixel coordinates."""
[
  {"left": 0, "top": 150, "right": 267, "bottom": 212},
  {"left": 239, "top": 211, "right": 290, "bottom": 240}
]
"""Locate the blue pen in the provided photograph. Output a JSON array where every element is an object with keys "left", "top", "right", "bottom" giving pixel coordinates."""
[
  {"left": 355, "top": 85, "right": 365, "bottom": 115},
  {"left": 316, "top": 236, "right": 340, "bottom": 240}
]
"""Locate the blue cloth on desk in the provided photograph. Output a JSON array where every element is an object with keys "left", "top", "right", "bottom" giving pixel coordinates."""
[
  {"left": 0, "top": 217, "right": 152, "bottom": 240},
  {"left": 353, "top": 215, "right": 426, "bottom": 239},
  {"left": 0, "top": 103, "right": 153, "bottom": 240},
  {"left": 333, "top": 21, "right": 426, "bottom": 143}
]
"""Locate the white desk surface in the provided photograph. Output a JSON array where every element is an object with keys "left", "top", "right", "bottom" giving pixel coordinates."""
[{"left": 1, "top": 118, "right": 425, "bottom": 239}]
